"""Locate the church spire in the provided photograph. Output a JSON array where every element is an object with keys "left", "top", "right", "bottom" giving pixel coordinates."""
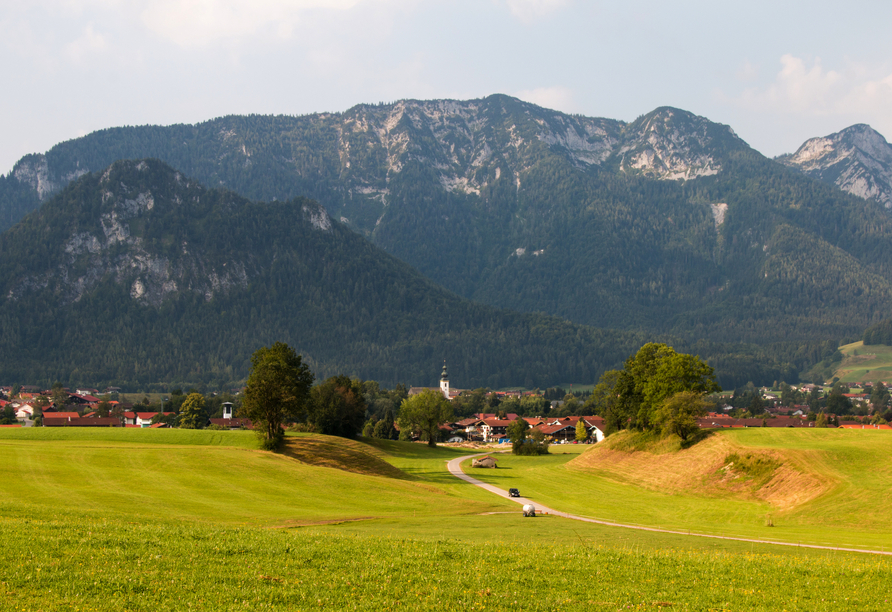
[{"left": 440, "top": 360, "right": 450, "bottom": 398}]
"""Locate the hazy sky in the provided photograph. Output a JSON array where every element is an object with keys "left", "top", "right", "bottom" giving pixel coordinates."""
[{"left": 3, "top": 0, "right": 891, "bottom": 174}]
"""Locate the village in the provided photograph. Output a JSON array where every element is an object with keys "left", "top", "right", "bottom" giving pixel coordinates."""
[{"left": 4, "top": 362, "right": 891, "bottom": 441}]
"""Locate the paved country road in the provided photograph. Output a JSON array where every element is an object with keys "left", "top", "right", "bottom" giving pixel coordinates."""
[{"left": 446, "top": 452, "right": 892, "bottom": 557}]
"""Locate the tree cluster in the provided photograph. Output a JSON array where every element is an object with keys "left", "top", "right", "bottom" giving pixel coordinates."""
[{"left": 587, "top": 343, "right": 720, "bottom": 441}]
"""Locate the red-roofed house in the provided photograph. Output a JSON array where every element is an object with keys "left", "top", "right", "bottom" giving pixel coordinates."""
[
  {"left": 838, "top": 423, "right": 892, "bottom": 430},
  {"left": 479, "top": 418, "right": 516, "bottom": 442},
  {"left": 137, "top": 412, "right": 172, "bottom": 427}
]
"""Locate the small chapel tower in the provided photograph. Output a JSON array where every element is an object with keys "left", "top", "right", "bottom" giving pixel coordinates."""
[{"left": 440, "top": 360, "right": 450, "bottom": 399}]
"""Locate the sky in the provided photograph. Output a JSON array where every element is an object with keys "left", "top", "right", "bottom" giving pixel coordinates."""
[{"left": 2, "top": 0, "right": 891, "bottom": 174}]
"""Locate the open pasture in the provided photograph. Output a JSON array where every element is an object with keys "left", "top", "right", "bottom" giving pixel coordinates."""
[
  {"left": 834, "top": 340, "right": 892, "bottom": 383},
  {"left": 464, "top": 428, "right": 892, "bottom": 551},
  {"left": 2, "top": 428, "right": 891, "bottom": 610},
  {"left": 0, "top": 429, "right": 504, "bottom": 527}
]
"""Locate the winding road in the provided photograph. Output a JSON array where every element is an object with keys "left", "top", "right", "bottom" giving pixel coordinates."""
[{"left": 446, "top": 452, "right": 892, "bottom": 557}]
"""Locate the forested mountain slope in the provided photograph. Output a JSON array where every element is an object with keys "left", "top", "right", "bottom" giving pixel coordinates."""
[
  {"left": 3, "top": 96, "right": 892, "bottom": 355},
  {"left": 0, "top": 159, "right": 659, "bottom": 389}
]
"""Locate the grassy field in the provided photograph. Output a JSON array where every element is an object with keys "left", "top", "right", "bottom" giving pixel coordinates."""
[
  {"left": 834, "top": 340, "right": 892, "bottom": 383},
  {"left": 2, "top": 428, "right": 892, "bottom": 610},
  {"left": 464, "top": 429, "right": 892, "bottom": 550}
]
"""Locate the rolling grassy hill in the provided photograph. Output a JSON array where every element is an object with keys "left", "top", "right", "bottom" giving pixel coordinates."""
[
  {"left": 831, "top": 340, "right": 892, "bottom": 383},
  {"left": 2, "top": 428, "right": 891, "bottom": 610},
  {"left": 465, "top": 428, "right": 892, "bottom": 550}
]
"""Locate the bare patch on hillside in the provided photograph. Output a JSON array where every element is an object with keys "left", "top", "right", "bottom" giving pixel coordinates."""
[
  {"left": 281, "top": 435, "right": 413, "bottom": 480},
  {"left": 569, "top": 432, "right": 831, "bottom": 511}
]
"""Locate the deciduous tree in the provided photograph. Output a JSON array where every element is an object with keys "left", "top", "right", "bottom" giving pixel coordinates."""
[
  {"left": 397, "top": 390, "right": 453, "bottom": 447},
  {"left": 507, "top": 416, "right": 530, "bottom": 453},
  {"left": 654, "top": 391, "right": 707, "bottom": 442},
  {"left": 179, "top": 392, "right": 206, "bottom": 429},
  {"left": 575, "top": 418, "right": 588, "bottom": 442},
  {"left": 623, "top": 343, "right": 720, "bottom": 430},
  {"left": 242, "top": 342, "right": 314, "bottom": 450},
  {"left": 309, "top": 375, "right": 366, "bottom": 438}
]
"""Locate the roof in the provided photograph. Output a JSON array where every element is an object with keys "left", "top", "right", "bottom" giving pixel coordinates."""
[
  {"left": 43, "top": 412, "right": 81, "bottom": 419},
  {"left": 474, "top": 413, "right": 519, "bottom": 421},
  {"left": 536, "top": 423, "right": 576, "bottom": 435},
  {"left": 480, "top": 418, "right": 516, "bottom": 427},
  {"left": 71, "top": 394, "right": 101, "bottom": 403}
]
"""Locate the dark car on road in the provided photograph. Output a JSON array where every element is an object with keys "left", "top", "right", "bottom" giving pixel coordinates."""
[{"left": 508, "top": 488, "right": 520, "bottom": 497}]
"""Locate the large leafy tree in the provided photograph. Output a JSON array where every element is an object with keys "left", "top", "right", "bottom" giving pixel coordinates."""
[
  {"left": 654, "top": 391, "right": 707, "bottom": 442},
  {"left": 507, "top": 416, "right": 530, "bottom": 453},
  {"left": 397, "top": 390, "right": 453, "bottom": 447},
  {"left": 308, "top": 375, "right": 366, "bottom": 438},
  {"left": 624, "top": 343, "right": 720, "bottom": 430},
  {"left": 585, "top": 369, "right": 627, "bottom": 433},
  {"left": 179, "top": 392, "right": 206, "bottom": 429},
  {"left": 242, "top": 342, "right": 314, "bottom": 449},
  {"left": 594, "top": 343, "right": 720, "bottom": 436}
]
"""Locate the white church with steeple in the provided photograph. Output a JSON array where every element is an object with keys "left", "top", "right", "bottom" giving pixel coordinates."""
[
  {"left": 408, "top": 360, "right": 462, "bottom": 400},
  {"left": 439, "top": 360, "right": 450, "bottom": 398}
]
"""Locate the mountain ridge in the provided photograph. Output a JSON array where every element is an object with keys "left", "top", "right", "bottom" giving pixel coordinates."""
[
  {"left": 3, "top": 96, "right": 892, "bottom": 381},
  {"left": 778, "top": 124, "right": 892, "bottom": 209},
  {"left": 0, "top": 158, "right": 659, "bottom": 389}
]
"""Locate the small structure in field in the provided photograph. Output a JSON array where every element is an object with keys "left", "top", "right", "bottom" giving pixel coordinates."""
[
  {"left": 472, "top": 455, "right": 497, "bottom": 468},
  {"left": 522, "top": 504, "right": 536, "bottom": 517}
]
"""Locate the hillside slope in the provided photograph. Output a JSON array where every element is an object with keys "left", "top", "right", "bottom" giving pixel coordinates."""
[
  {"left": 0, "top": 158, "right": 648, "bottom": 388},
  {"left": 3, "top": 96, "right": 892, "bottom": 356}
]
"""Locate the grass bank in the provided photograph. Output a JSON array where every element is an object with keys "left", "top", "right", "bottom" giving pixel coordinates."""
[
  {"left": 3, "top": 428, "right": 892, "bottom": 610},
  {"left": 463, "top": 429, "right": 892, "bottom": 550}
]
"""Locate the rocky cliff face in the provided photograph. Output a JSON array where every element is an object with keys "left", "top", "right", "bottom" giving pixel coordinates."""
[
  {"left": 2, "top": 159, "right": 332, "bottom": 308},
  {"left": 616, "top": 107, "right": 743, "bottom": 180},
  {"left": 779, "top": 124, "right": 892, "bottom": 208},
  {"left": 0, "top": 96, "right": 751, "bottom": 236},
  {"left": 333, "top": 99, "right": 741, "bottom": 200}
]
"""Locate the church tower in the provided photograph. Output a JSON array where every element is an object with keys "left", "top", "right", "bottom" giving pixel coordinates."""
[{"left": 440, "top": 360, "right": 450, "bottom": 398}]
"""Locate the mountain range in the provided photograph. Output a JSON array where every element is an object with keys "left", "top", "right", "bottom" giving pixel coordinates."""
[
  {"left": 2, "top": 95, "right": 891, "bottom": 388},
  {"left": 0, "top": 158, "right": 653, "bottom": 389}
]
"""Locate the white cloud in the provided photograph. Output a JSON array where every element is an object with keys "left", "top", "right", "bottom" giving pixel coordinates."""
[
  {"left": 65, "top": 23, "right": 109, "bottom": 63},
  {"left": 139, "top": 0, "right": 362, "bottom": 46},
  {"left": 515, "top": 86, "right": 576, "bottom": 113},
  {"left": 735, "top": 59, "right": 758, "bottom": 83},
  {"left": 732, "top": 54, "right": 892, "bottom": 117},
  {"left": 503, "top": 0, "right": 568, "bottom": 23}
]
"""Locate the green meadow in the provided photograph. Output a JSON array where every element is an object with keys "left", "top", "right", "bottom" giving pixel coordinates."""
[
  {"left": 834, "top": 340, "right": 892, "bottom": 383},
  {"left": 1, "top": 428, "right": 891, "bottom": 610},
  {"left": 466, "top": 429, "right": 892, "bottom": 550}
]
